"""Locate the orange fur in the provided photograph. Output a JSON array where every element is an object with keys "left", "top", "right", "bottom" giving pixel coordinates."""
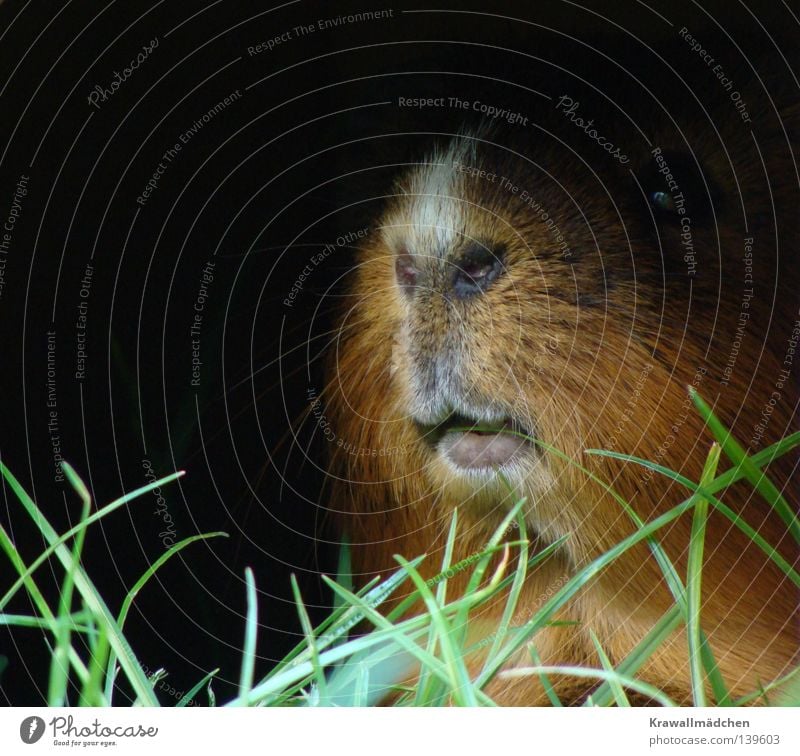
[{"left": 323, "top": 94, "right": 800, "bottom": 705}]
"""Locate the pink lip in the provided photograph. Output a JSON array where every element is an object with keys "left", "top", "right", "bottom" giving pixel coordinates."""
[{"left": 439, "top": 429, "right": 533, "bottom": 469}]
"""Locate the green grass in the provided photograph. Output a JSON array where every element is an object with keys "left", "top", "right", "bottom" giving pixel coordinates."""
[{"left": 1, "top": 389, "right": 798, "bottom": 707}]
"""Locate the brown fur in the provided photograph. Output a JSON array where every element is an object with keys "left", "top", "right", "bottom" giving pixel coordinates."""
[{"left": 322, "top": 80, "right": 800, "bottom": 705}]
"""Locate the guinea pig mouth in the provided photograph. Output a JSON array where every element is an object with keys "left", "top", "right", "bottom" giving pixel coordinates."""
[{"left": 417, "top": 413, "right": 536, "bottom": 471}]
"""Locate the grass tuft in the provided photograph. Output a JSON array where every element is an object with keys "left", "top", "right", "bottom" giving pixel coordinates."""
[{"left": 1, "top": 390, "right": 797, "bottom": 706}]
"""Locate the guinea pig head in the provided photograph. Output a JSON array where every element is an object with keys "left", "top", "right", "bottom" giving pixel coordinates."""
[
  {"left": 327, "top": 114, "right": 797, "bottom": 563},
  {"left": 330, "top": 134, "right": 660, "bottom": 552}
]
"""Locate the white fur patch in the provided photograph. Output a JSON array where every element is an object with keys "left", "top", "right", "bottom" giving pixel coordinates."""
[{"left": 386, "top": 137, "right": 478, "bottom": 259}]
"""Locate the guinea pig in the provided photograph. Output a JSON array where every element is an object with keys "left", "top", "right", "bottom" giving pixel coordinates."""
[{"left": 321, "top": 65, "right": 800, "bottom": 705}]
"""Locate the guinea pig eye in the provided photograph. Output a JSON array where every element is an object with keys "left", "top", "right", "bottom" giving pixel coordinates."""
[
  {"left": 641, "top": 150, "right": 717, "bottom": 224},
  {"left": 649, "top": 190, "right": 676, "bottom": 213}
]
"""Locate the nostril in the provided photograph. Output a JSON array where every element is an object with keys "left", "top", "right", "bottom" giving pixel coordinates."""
[
  {"left": 452, "top": 243, "right": 505, "bottom": 299},
  {"left": 395, "top": 250, "right": 419, "bottom": 292}
]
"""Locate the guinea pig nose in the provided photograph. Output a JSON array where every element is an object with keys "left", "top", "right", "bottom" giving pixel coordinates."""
[
  {"left": 451, "top": 243, "right": 505, "bottom": 299},
  {"left": 395, "top": 249, "right": 419, "bottom": 292}
]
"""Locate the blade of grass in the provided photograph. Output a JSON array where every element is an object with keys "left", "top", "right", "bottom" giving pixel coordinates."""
[
  {"left": 483, "top": 505, "right": 529, "bottom": 673},
  {"left": 476, "top": 489, "right": 704, "bottom": 689},
  {"left": 509, "top": 434, "right": 730, "bottom": 703},
  {"left": 322, "top": 575, "right": 495, "bottom": 705},
  {"left": 416, "top": 508, "right": 459, "bottom": 705},
  {"left": 49, "top": 462, "right": 92, "bottom": 706},
  {"left": 334, "top": 537, "right": 353, "bottom": 611},
  {"left": 0, "top": 468, "right": 187, "bottom": 610},
  {"left": 237, "top": 568, "right": 258, "bottom": 704},
  {"left": 589, "top": 605, "right": 682, "bottom": 706},
  {"left": 291, "top": 574, "right": 329, "bottom": 705},
  {"left": 577, "top": 438, "right": 731, "bottom": 704},
  {"left": 507, "top": 434, "right": 697, "bottom": 623},
  {"left": 0, "top": 613, "right": 95, "bottom": 633},
  {"left": 288, "top": 580, "right": 444, "bottom": 702},
  {"left": 503, "top": 665, "right": 677, "bottom": 707},
  {"left": 385, "top": 544, "right": 522, "bottom": 631},
  {"left": 687, "top": 444, "right": 720, "bottom": 706},
  {"left": 352, "top": 663, "right": 370, "bottom": 706},
  {"left": 535, "top": 430, "right": 736, "bottom": 706},
  {"left": 82, "top": 620, "right": 108, "bottom": 706},
  {"left": 510, "top": 439, "right": 704, "bottom": 705},
  {"left": 450, "top": 497, "right": 527, "bottom": 653},
  {"left": 689, "top": 388, "right": 800, "bottom": 543},
  {"left": 265, "top": 560, "right": 417, "bottom": 686},
  {"left": 733, "top": 666, "right": 800, "bottom": 705},
  {"left": 395, "top": 554, "right": 479, "bottom": 706},
  {"left": 0, "top": 461, "right": 160, "bottom": 705},
  {"left": 318, "top": 537, "right": 566, "bottom": 705},
  {"left": 585, "top": 449, "right": 800, "bottom": 587},
  {"left": 435, "top": 509, "right": 459, "bottom": 608},
  {"left": 324, "top": 637, "right": 417, "bottom": 707},
  {"left": 266, "top": 575, "right": 382, "bottom": 680},
  {"left": 104, "top": 531, "right": 227, "bottom": 703},
  {"left": 528, "top": 644, "right": 562, "bottom": 706},
  {"left": 483, "top": 536, "right": 569, "bottom": 600},
  {"left": 420, "top": 541, "right": 526, "bottom": 594},
  {"left": 0, "top": 520, "right": 93, "bottom": 690},
  {"left": 117, "top": 532, "right": 228, "bottom": 629},
  {"left": 240, "top": 571, "right": 521, "bottom": 707},
  {"left": 587, "top": 428, "right": 800, "bottom": 489},
  {"left": 589, "top": 630, "right": 629, "bottom": 706},
  {"left": 581, "top": 434, "right": 730, "bottom": 705},
  {"left": 177, "top": 668, "right": 220, "bottom": 707}
]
